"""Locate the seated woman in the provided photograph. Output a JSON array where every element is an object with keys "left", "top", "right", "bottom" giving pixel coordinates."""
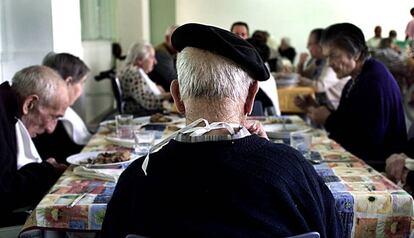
[
  {"left": 302, "top": 23, "right": 407, "bottom": 171},
  {"left": 33, "top": 53, "right": 91, "bottom": 164},
  {"left": 119, "top": 42, "right": 171, "bottom": 116}
]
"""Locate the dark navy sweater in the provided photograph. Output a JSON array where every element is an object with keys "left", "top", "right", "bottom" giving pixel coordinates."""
[{"left": 102, "top": 136, "right": 342, "bottom": 238}]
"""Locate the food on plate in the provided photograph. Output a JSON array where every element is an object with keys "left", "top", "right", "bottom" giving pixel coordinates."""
[
  {"left": 80, "top": 151, "right": 131, "bottom": 165},
  {"left": 166, "top": 125, "right": 182, "bottom": 131},
  {"left": 265, "top": 117, "right": 292, "bottom": 124},
  {"left": 150, "top": 113, "right": 172, "bottom": 123}
]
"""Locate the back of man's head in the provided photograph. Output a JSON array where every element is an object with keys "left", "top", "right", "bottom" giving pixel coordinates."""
[
  {"left": 172, "top": 23, "right": 270, "bottom": 103},
  {"left": 177, "top": 47, "right": 252, "bottom": 103},
  {"left": 11, "top": 65, "right": 67, "bottom": 108}
]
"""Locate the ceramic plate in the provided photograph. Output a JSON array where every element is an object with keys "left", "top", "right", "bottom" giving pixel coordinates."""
[
  {"left": 66, "top": 151, "right": 138, "bottom": 168},
  {"left": 263, "top": 124, "right": 308, "bottom": 139}
]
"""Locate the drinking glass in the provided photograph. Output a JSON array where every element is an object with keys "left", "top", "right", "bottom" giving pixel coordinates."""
[
  {"left": 133, "top": 130, "right": 155, "bottom": 155},
  {"left": 115, "top": 114, "right": 133, "bottom": 139},
  {"left": 290, "top": 130, "right": 312, "bottom": 159}
]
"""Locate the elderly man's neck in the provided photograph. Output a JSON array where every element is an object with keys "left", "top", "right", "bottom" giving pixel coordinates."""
[{"left": 184, "top": 98, "right": 245, "bottom": 124}]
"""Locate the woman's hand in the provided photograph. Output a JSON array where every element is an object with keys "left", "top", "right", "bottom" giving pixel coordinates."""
[
  {"left": 244, "top": 120, "right": 268, "bottom": 140},
  {"left": 385, "top": 153, "right": 408, "bottom": 183},
  {"left": 307, "top": 106, "right": 331, "bottom": 126},
  {"left": 294, "top": 94, "right": 318, "bottom": 111}
]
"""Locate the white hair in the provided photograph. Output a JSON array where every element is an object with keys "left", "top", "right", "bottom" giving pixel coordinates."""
[
  {"left": 177, "top": 47, "right": 253, "bottom": 103},
  {"left": 11, "top": 65, "right": 65, "bottom": 107},
  {"left": 125, "top": 42, "right": 153, "bottom": 66}
]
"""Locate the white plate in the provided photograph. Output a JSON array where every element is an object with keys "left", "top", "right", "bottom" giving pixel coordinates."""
[
  {"left": 105, "top": 136, "right": 135, "bottom": 148},
  {"left": 263, "top": 124, "right": 308, "bottom": 139},
  {"left": 148, "top": 115, "right": 185, "bottom": 125},
  {"left": 66, "top": 151, "right": 137, "bottom": 168},
  {"left": 99, "top": 116, "right": 150, "bottom": 128},
  {"left": 100, "top": 116, "right": 185, "bottom": 128},
  {"left": 105, "top": 135, "right": 164, "bottom": 148}
]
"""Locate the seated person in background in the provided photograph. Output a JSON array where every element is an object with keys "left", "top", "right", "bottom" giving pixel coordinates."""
[
  {"left": 366, "top": 25, "right": 383, "bottom": 52},
  {"left": 119, "top": 42, "right": 171, "bottom": 116},
  {"left": 247, "top": 37, "right": 281, "bottom": 116},
  {"left": 101, "top": 23, "right": 342, "bottom": 238},
  {"left": 305, "top": 23, "right": 406, "bottom": 171},
  {"left": 278, "top": 37, "right": 296, "bottom": 64},
  {"left": 295, "top": 28, "right": 349, "bottom": 110},
  {"left": 230, "top": 21, "right": 249, "bottom": 40},
  {"left": 372, "top": 37, "right": 409, "bottom": 90},
  {"left": 372, "top": 38, "right": 406, "bottom": 72},
  {"left": 388, "top": 30, "right": 401, "bottom": 53},
  {"left": 0, "top": 66, "right": 68, "bottom": 226},
  {"left": 33, "top": 52, "right": 91, "bottom": 164},
  {"left": 148, "top": 25, "right": 179, "bottom": 92},
  {"left": 252, "top": 30, "right": 284, "bottom": 73}
]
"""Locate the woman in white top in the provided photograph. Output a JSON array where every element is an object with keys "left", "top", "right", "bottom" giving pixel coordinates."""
[
  {"left": 119, "top": 42, "right": 171, "bottom": 116},
  {"left": 33, "top": 52, "right": 91, "bottom": 164}
]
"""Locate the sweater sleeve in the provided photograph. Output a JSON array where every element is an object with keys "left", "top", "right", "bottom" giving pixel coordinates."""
[{"left": 0, "top": 161, "right": 61, "bottom": 214}]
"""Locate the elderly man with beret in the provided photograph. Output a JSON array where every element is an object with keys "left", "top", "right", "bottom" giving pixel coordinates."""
[{"left": 102, "top": 23, "right": 342, "bottom": 238}]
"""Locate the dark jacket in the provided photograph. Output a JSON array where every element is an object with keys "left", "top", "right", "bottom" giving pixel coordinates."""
[{"left": 0, "top": 82, "right": 61, "bottom": 226}]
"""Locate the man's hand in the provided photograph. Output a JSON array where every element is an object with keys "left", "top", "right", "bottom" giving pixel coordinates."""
[
  {"left": 244, "top": 120, "right": 268, "bottom": 140},
  {"left": 46, "top": 158, "right": 67, "bottom": 173}
]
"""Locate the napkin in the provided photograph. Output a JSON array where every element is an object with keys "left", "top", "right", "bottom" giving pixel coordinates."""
[
  {"left": 61, "top": 107, "right": 92, "bottom": 145},
  {"left": 15, "top": 119, "right": 42, "bottom": 169},
  {"left": 73, "top": 166, "right": 123, "bottom": 182}
]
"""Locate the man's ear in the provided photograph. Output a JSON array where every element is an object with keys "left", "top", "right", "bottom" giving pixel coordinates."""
[
  {"left": 244, "top": 81, "right": 259, "bottom": 115},
  {"left": 64, "top": 76, "right": 73, "bottom": 84},
  {"left": 170, "top": 80, "right": 185, "bottom": 114},
  {"left": 22, "top": 94, "right": 39, "bottom": 115}
]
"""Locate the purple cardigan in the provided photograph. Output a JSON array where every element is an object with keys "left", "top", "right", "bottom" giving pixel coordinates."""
[{"left": 325, "top": 58, "right": 407, "bottom": 170}]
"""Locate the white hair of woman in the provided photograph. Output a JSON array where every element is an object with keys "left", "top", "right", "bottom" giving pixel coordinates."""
[
  {"left": 177, "top": 47, "right": 253, "bottom": 118},
  {"left": 125, "top": 42, "right": 153, "bottom": 66}
]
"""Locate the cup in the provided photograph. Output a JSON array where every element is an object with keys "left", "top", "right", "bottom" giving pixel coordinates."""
[
  {"left": 115, "top": 114, "right": 133, "bottom": 139},
  {"left": 133, "top": 130, "right": 155, "bottom": 155},
  {"left": 290, "top": 130, "right": 312, "bottom": 159}
]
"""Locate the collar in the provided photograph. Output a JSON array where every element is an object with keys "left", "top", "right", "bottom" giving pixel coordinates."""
[{"left": 141, "top": 118, "right": 250, "bottom": 175}]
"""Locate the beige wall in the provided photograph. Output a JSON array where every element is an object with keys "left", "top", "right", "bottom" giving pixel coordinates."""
[{"left": 117, "top": 0, "right": 150, "bottom": 53}]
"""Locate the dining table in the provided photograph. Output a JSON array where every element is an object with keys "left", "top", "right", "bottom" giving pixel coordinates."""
[{"left": 19, "top": 115, "right": 414, "bottom": 238}]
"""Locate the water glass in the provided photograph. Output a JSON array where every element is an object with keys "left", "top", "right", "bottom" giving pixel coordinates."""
[
  {"left": 133, "top": 130, "right": 155, "bottom": 155},
  {"left": 290, "top": 130, "right": 312, "bottom": 159},
  {"left": 115, "top": 114, "right": 133, "bottom": 139}
]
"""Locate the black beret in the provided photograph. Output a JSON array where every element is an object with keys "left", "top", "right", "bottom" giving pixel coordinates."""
[{"left": 171, "top": 23, "right": 270, "bottom": 81}]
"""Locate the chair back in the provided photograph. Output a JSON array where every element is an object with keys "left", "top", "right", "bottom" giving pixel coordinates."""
[
  {"left": 251, "top": 100, "right": 265, "bottom": 116},
  {"left": 95, "top": 69, "right": 124, "bottom": 114}
]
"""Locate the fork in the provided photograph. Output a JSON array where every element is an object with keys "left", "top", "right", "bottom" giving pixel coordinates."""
[{"left": 67, "top": 187, "right": 95, "bottom": 208}]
